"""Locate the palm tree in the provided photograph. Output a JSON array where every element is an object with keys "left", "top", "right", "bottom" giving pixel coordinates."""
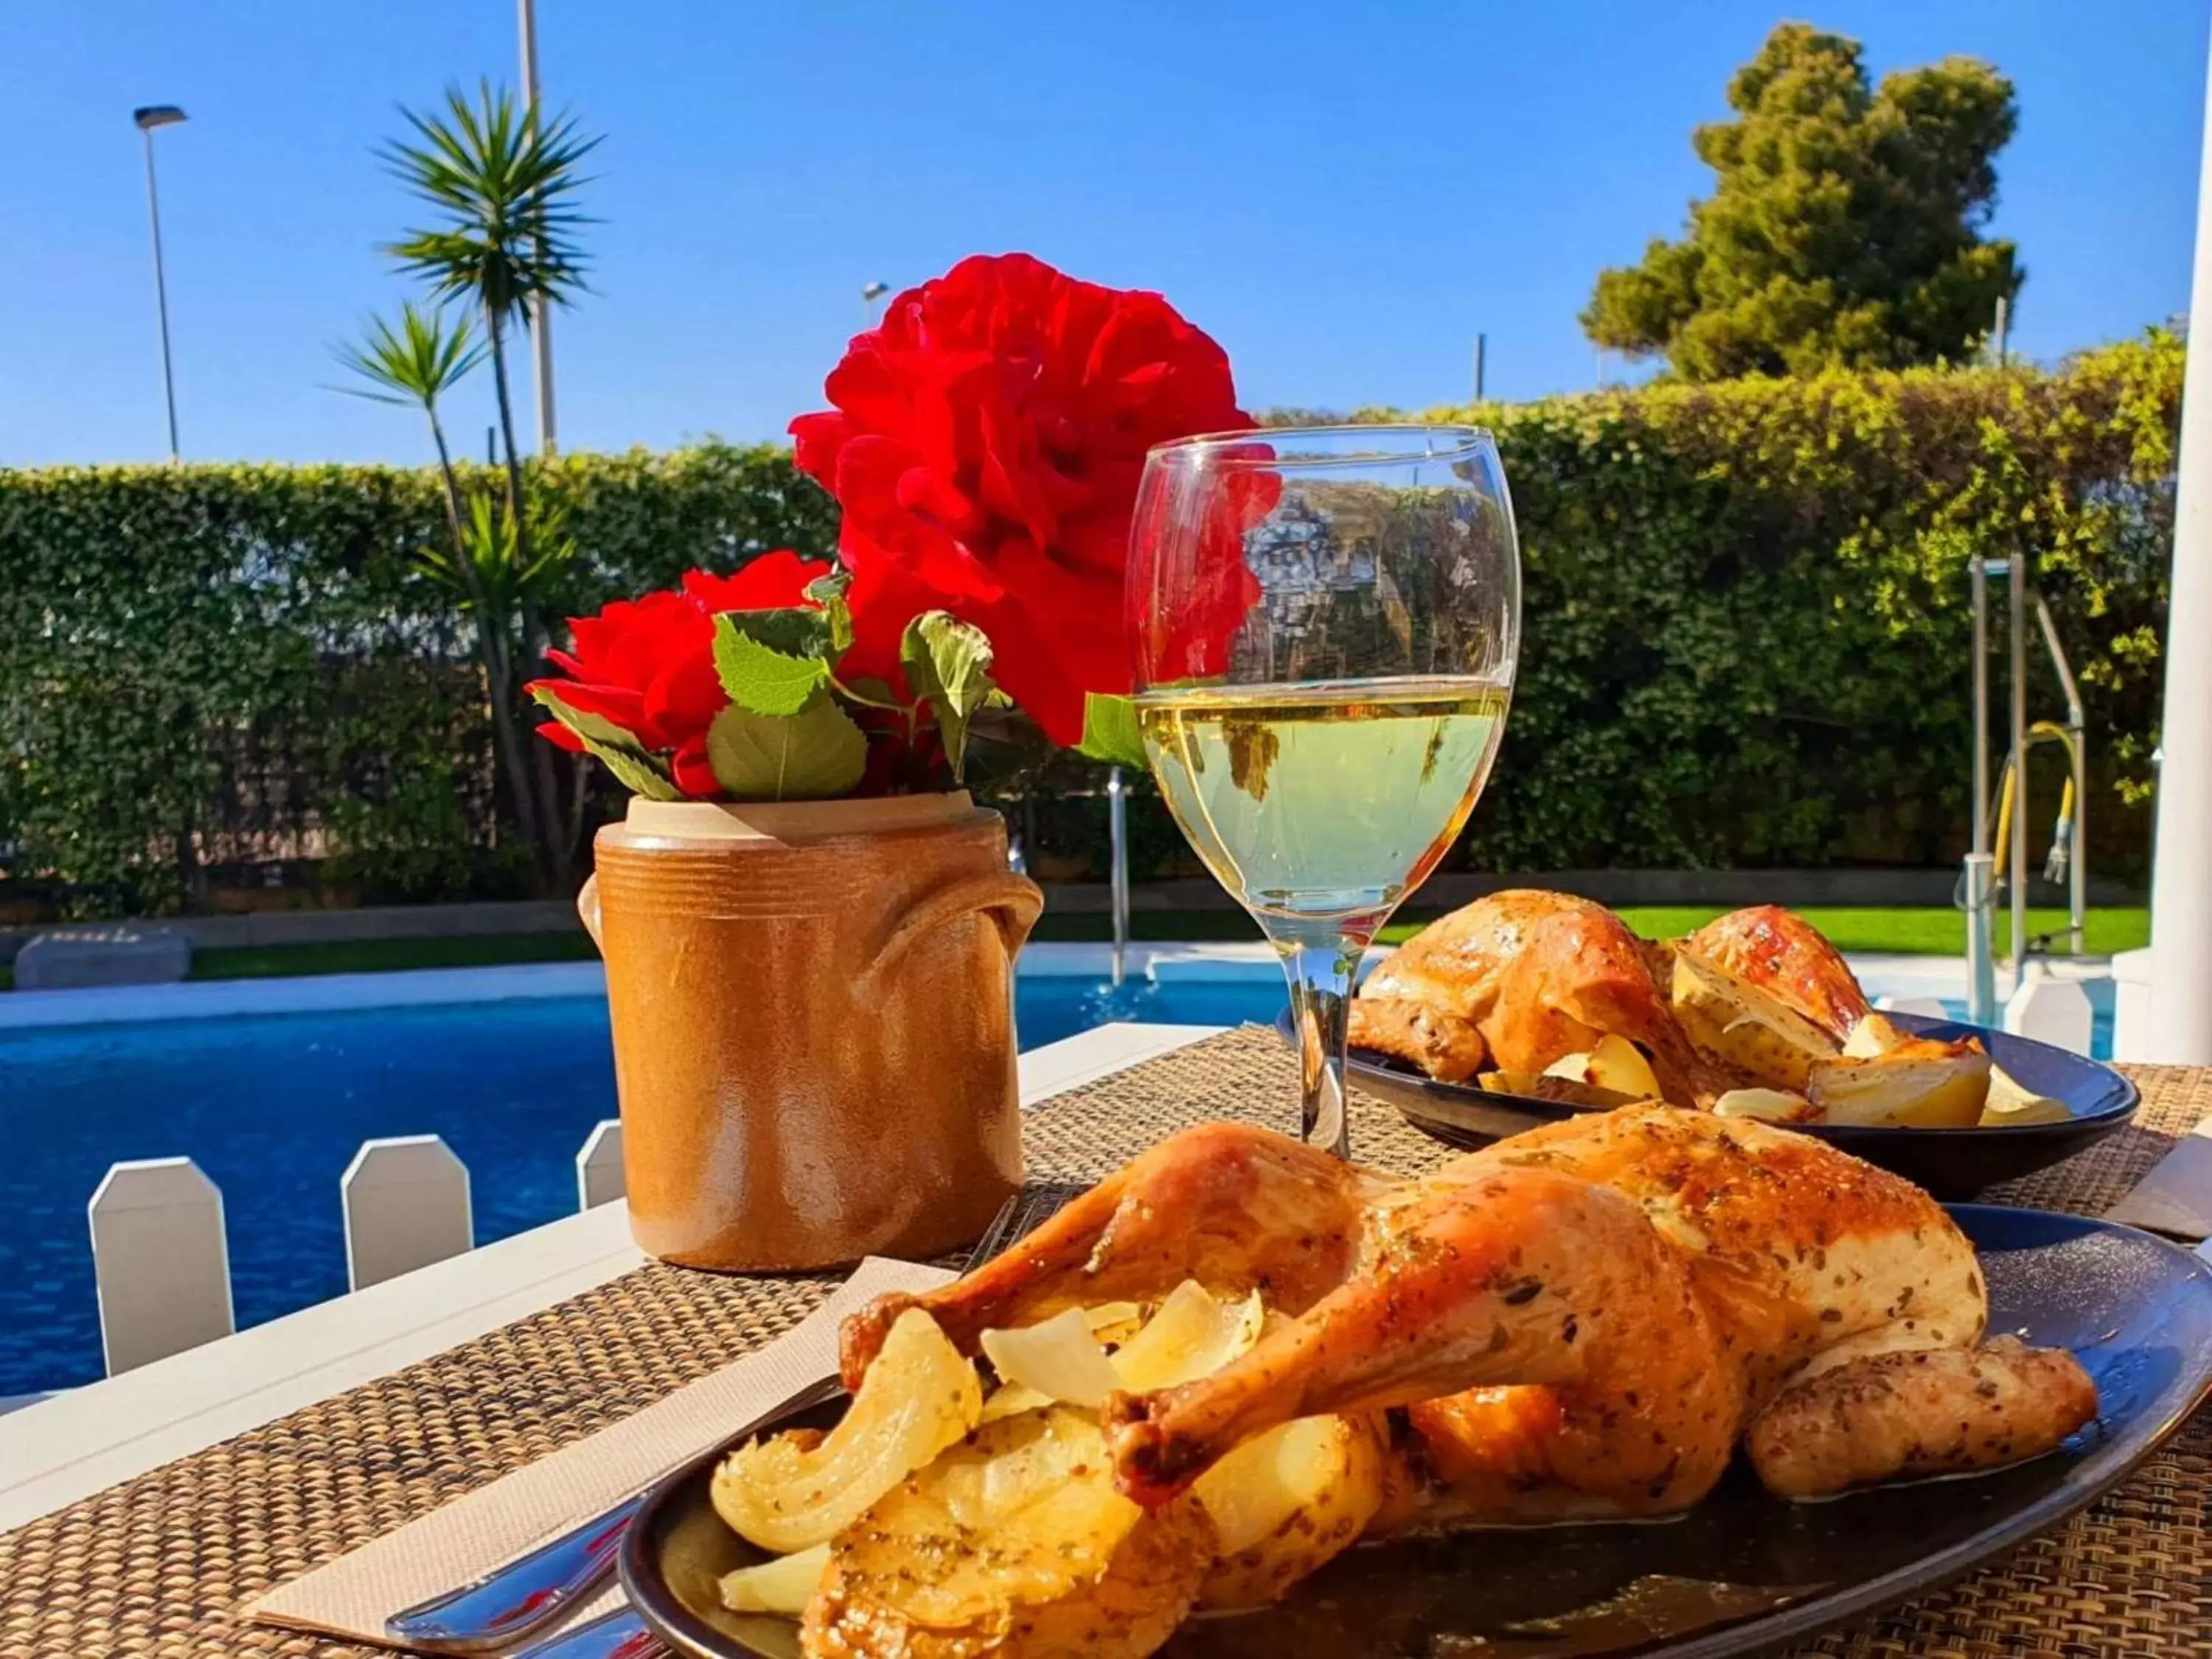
[
  {"left": 331, "top": 302, "right": 549, "bottom": 865},
  {"left": 378, "top": 82, "right": 600, "bottom": 887},
  {"left": 330, "top": 301, "right": 484, "bottom": 539}
]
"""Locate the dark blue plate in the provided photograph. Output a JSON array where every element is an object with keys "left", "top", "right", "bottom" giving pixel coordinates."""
[
  {"left": 1292, "top": 1009, "right": 2139, "bottom": 1200},
  {"left": 622, "top": 1207, "right": 2212, "bottom": 1659}
]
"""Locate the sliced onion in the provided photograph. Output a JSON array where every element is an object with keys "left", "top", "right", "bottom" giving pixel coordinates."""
[
  {"left": 1083, "top": 1300, "right": 1147, "bottom": 1346},
  {"left": 712, "top": 1307, "right": 981, "bottom": 1553},
  {"left": 1112, "top": 1280, "right": 1266, "bottom": 1393},
  {"left": 980, "top": 1307, "right": 1124, "bottom": 1409},
  {"left": 717, "top": 1543, "right": 830, "bottom": 1615}
]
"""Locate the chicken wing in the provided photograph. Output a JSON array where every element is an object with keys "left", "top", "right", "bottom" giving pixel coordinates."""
[
  {"left": 1683, "top": 905, "right": 1872, "bottom": 1044},
  {"left": 1343, "top": 999, "right": 1488, "bottom": 1082}
]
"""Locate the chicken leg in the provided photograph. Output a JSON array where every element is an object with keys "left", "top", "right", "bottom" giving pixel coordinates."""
[
  {"left": 840, "top": 1121, "right": 1377, "bottom": 1389},
  {"left": 1103, "top": 1160, "right": 1742, "bottom": 1513}
]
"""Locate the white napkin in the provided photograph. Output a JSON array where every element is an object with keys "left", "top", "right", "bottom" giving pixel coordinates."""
[
  {"left": 2106, "top": 1119, "right": 2212, "bottom": 1241},
  {"left": 246, "top": 1256, "right": 950, "bottom": 1652}
]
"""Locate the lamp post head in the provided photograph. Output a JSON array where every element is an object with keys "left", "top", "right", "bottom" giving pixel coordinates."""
[
  {"left": 133, "top": 105, "right": 187, "bottom": 131},
  {"left": 860, "top": 281, "right": 889, "bottom": 302}
]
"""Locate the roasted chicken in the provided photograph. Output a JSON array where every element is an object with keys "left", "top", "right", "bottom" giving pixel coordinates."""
[
  {"left": 1352, "top": 889, "right": 1736, "bottom": 1105},
  {"left": 843, "top": 1109, "right": 2096, "bottom": 1523},
  {"left": 1350, "top": 893, "right": 1896, "bottom": 1112}
]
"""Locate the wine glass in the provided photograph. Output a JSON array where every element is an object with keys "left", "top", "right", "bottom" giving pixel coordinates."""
[{"left": 1127, "top": 425, "right": 1520, "bottom": 1158}]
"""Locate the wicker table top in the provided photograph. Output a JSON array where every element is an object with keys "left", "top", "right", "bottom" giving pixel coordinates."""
[{"left": 4, "top": 1026, "right": 2207, "bottom": 1659}]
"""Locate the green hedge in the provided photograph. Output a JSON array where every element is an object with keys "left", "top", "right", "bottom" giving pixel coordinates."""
[
  {"left": 0, "top": 443, "right": 835, "bottom": 914},
  {"left": 0, "top": 340, "right": 2180, "bottom": 914},
  {"left": 1419, "top": 334, "right": 2178, "bottom": 877}
]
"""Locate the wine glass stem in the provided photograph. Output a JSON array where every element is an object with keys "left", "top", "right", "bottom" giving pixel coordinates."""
[{"left": 1277, "top": 928, "right": 1368, "bottom": 1160}]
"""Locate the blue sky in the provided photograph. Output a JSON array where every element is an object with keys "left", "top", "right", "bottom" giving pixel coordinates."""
[{"left": 1, "top": 0, "right": 2205, "bottom": 467}]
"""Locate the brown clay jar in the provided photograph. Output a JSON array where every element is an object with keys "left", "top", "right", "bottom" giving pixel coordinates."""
[{"left": 579, "top": 793, "right": 1041, "bottom": 1271}]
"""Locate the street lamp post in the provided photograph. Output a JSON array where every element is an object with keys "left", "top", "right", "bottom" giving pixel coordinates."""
[
  {"left": 133, "top": 104, "right": 187, "bottom": 462},
  {"left": 861, "top": 280, "right": 890, "bottom": 325}
]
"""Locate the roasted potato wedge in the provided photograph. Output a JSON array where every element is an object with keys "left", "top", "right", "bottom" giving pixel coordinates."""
[
  {"left": 1191, "top": 1414, "right": 1386, "bottom": 1611},
  {"left": 713, "top": 1307, "right": 981, "bottom": 1554},
  {"left": 1841, "top": 1012, "right": 1912, "bottom": 1058},
  {"left": 1543, "top": 1034, "right": 1665, "bottom": 1102},
  {"left": 1671, "top": 950, "right": 1839, "bottom": 1090},
  {"left": 1806, "top": 1036, "right": 1992, "bottom": 1128},
  {"left": 803, "top": 1407, "right": 1214, "bottom": 1659},
  {"left": 1479, "top": 1070, "right": 1640, "bottom": 1110},
  {"left": 1979, "top": 1064, "right": 2073, "bottom": 1127}
]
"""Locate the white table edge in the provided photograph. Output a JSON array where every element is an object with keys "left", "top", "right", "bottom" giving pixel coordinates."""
[{"left": 0, "top": 1020, "right": 1230, "bottom": 1532}]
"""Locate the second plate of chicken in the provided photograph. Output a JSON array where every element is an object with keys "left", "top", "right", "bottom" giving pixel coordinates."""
[{"left": 1332, "top": 890, "right": 2135, "bottom": 1194}]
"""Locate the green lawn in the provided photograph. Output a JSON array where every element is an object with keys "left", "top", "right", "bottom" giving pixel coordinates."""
[
  {"left": 189, "top": 931, "right": 601, "bottom": 981},
  {"left": 1377, "top": 905, "right": 2148, "bottom": 956},
  {"left": 0, "top": 905, "right": 2147, "bottom": 992}
]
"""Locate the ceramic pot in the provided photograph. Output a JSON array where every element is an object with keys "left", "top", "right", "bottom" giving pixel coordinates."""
[{"left": 578, "top": 793, "right": 1042, "bottom": 1271}]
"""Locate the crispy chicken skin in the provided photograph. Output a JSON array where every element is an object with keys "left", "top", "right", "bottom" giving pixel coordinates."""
[
  {"left": 1357, "top": 889, "right": 1606, "bottom": 1021},
  {"left": 1683, "top": 904, "right": 1873, "bottom": 1044},
  {"left": 1480, "top": 905, "right": 1733, "bottom": 1107},
  {"left": 1354, "top": 892, "right": 1874, "bottom": 1096},
  {"left": 1355, "top": 892, "right": 1731, "bottom": 1107},
  {"left": 1343, "top": 1000, "right": 1488, "bottom": 1083},
  {"left": 842, "top": 1109, "right": 2096, "bottom": 1523}
]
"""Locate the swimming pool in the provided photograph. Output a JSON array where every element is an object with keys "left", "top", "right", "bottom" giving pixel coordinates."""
[{"left": 0, "top": 976, "right": 1288, "bottom": 1395}]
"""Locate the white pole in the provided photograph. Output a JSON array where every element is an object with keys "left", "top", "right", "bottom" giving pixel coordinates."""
[
  {"left": 2146, "top": 27, "right": 2212, "bottom": 1064},
  {"left": 2009, "top": 550, "right": 2028, "bottom": 990},
  {"left": 519, "top": 0, "right": 557, "bottom": 456},
  {"left": 1107, "top": 767, "right": 1130, "bottom": 989}
]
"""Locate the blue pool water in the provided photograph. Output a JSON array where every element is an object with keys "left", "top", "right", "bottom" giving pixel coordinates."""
[{"left": 0, "top": 978, "right": 1287, "bottom": 1395}]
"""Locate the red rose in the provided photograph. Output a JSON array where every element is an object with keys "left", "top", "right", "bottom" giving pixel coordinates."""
[
  {"left": 530, "top": 550, "right": 831, "bottom": 799},
  {"left": 790, "top": 253, "right": 1260, "bottom": 745}
]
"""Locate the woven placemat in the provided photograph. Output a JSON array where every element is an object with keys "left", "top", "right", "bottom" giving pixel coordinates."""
[{"left": 3, "top": 1026, "right": 2207, "bottom": 1659}]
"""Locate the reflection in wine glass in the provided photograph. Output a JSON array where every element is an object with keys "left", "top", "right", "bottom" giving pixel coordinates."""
[{"left": 1127, "top": 426, "right": 1520, "bottom": 1157}]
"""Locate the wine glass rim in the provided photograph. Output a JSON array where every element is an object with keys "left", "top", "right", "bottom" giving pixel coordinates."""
[{"left": 1147, "top": 422, "right": 1497, "bottom": 469}]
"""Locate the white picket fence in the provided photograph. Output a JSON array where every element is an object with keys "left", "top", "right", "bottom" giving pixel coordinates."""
[{"left": 86, "top": 1119, "right": 625, "bottom": 1378}]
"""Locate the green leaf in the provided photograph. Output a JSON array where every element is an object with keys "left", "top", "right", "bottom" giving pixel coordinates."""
[
  {"left": 900, "top": 611, "right": 1001, "bottom": 779},
  {"left": 714, "top": 615, "right": 830, "bottom": 717},
  {"left": 1077, "top": 693, "right": 1148, "bottom": 768},
  {"left": 804, "top": 570, "right": 857, "bottom": 655},
  {"left": 582, "top": 739, "right": 688, "bottom": 801},
  {"left": 531, "top": 687, "right": 685, "bottom": 800},
  {"left": 705, "top": 698, "right": 868, "bottom": 800},
  {"left": 714, "top": 605, "right": 833, "bottom": 661}
]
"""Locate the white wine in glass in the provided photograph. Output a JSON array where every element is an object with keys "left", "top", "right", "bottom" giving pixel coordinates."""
[{"left": 1127, "top": 427, "right": 1520, "bottom": 1158}]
